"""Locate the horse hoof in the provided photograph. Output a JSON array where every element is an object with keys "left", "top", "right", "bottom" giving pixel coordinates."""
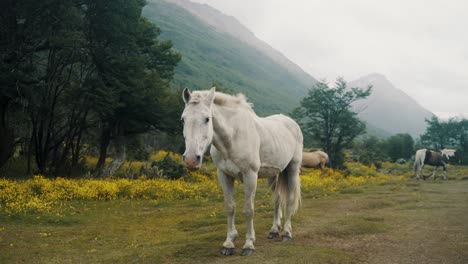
[
  {"left": 241, "top": 248, "right": 255, "bottom": 256},
  {"left": 221, "top": 247, "right": 235, "bottom": 256},
  {"left": 267, "top": 232, "right": 280, "bottom": 239},
  {"left": 282, "top": 235, "right": 292, "bottom": 242}
]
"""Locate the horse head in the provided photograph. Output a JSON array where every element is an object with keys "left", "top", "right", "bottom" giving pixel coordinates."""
[
  {"left": 440, "top": 148, "right": 457, "bottom": 163},
  {"left": 181, "top": 87, "right": 216, "bottom": 170},
  {"left": 441, "top": 148, "right": 459, "bottom": 164}
]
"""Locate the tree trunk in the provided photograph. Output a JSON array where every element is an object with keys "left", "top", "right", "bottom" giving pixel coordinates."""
[
  {"left": 101, "top": 135, "right": 126, "bottom": 177},
  {"left": 0, "top": 97, "right": 15, "bottom": 169},
  {"left": 27, "top": 132, "right": 34, "bottom": 174},
  {"left": 96, "top": 126, "right": 111, "bottom": 171}
]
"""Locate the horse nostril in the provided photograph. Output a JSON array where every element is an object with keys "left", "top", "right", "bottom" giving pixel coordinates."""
[
  {"left": 196, "top": 155, "right": 201, "bottom": 162},
  {"left": 182, "top": 154, "right": 186, "bottom": 162}
]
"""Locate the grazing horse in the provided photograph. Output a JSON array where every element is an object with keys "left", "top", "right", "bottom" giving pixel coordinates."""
[
  {"left": 413, "top": 148, "right": 456, "bottom": 180},
  {"left": 181, "top": 87, "right": 303, "bottom": 256},
  {"left": 302, "top": 150, "right": 329, "bottom": 170}
]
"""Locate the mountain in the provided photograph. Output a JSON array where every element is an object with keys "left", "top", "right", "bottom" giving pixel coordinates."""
[
  {"left": 143, "top": 1, "right": 431, "bottom": 137},
  {"left": 349, "top": 73, "right": 434, "bottom": 137},
  {"left": 143, "top": 0, "right": 317, "bottom": 115}
]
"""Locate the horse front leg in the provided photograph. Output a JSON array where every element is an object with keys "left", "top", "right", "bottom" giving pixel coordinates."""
[
  {"left": 430, "top": 166, "right": 439, "bottom": 180},
  {"left": 218, "top": 170, "right": 237, "bottom": 255},
  {"left": 442, "top": 163, "right": 448, "bottom": 180},
  {"left": 267, "top": 176, "right": 281, "bottom": 239},
  {"left": 241, "top": 170, "right": 258, "bottom": 256}
]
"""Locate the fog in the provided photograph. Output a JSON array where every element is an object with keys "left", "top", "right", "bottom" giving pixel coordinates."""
[{"left": 192, "top": 0, "right": 468, "bottom": 118}]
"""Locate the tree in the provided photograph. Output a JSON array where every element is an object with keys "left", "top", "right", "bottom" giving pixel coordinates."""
[
  {"left": 421, "top": 117, "right": 468, "bottom": 164},
  {"left": 1, "top": 0, "right": 91, "bottom": 174},
  {"left": 383, "top": 133, "right": 414, "bottom": 161},
  {"left": 420, "top": 116, "right": 453, "bottom": 149},
  {"left": 293, "top": 78, "right": 371, "bottom": 168},
  {"left": 0, "top": 0, "right": 182, "bottom": 177},
  {"left": 353, "top": 136, "right": 388, "bottom": 167},
  {"left": 84, "top": 0, "right": 181, "bottom": 176}
]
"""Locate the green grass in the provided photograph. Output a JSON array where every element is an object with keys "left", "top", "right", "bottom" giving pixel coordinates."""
[{"left": 320, "top": 217, "right": 388, "bottom": 238}]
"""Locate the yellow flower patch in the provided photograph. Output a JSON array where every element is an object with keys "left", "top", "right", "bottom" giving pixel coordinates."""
[{"left": 0, "top": 160, "right": 399, "bottom": 215}]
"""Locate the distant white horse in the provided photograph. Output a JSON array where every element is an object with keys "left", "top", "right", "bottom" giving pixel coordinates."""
[
  {"left": 302, "top": 150, "right": 329, "bottom": 170},
  {"left": 181, "top": 87, "right": 303, "bottom": 256},
  {"left": 413, "top": 148, "right": 456, "bottom": 180}
]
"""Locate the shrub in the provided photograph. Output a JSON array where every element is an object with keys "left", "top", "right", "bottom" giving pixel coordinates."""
[{"left": 151, "top": 153, "right": 187, "bottom": 180}]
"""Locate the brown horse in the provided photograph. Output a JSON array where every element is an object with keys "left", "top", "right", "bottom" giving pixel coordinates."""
[{"left": 302, "top": 150, "right": 329, "bottom": 170}]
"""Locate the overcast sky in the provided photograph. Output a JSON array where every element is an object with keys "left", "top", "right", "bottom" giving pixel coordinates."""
[{"left": 191, "top": 0, "right": 468, "bottom": 119}]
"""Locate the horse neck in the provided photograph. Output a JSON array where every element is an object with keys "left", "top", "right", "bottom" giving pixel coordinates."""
[
  {"left": 211, "top": 104, "right": 251, "bottom": 156},
  {"left": 211, "top": 105, "right": 234, "bottom": 155}
]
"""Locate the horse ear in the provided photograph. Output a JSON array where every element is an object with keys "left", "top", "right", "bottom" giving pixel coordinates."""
[
  {"left": 206, "top": 87, "right": 216, "bottom": 105},
  {"left": 182, "top": 87, "right": 191, "bottom": 104}
]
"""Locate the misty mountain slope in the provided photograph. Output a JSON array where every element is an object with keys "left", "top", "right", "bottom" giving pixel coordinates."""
[
  {"left": 350, "top": 73, "right": 433, "bottom": 137},
  {"left": 143, "top": 0, "right": 317, "bottom": 115},
  {"left": 164, "top": 0, "right": 315, "bottom": 88}
]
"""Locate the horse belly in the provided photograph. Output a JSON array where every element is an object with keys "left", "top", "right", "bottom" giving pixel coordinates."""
[{"left": 258, "top": 166, "right": 281, "bottom": 179}]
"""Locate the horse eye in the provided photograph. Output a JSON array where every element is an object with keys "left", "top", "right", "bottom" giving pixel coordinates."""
[{"left": 205, "top": 117, "right": 210, "bottom": 123}]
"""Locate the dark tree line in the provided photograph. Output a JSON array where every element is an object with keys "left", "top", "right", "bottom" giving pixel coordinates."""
[
  {"left": 353, "top": 134, "right": 415, "bottom": 166},
  {"left": 420, "top": 116, "right": 468, "bottom": 164},
  {"left": 0, "top": 0, "right": 182, "bottom": 176}
]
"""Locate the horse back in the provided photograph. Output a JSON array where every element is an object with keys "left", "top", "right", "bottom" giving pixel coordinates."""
[{"left": 256, "top": 114, "right": 303, "bottom": 167}]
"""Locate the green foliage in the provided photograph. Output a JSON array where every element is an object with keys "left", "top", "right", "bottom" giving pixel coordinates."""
[
  {"left": 293, "top": 78, "right": 372, "bottom": 168},
  {"left": 354, "top": 136, "right": 388, "bottom": 167},
  {"left": 421, "top": 116, "right": 452, "bottom": 149},
  {"left": 126, "top": 136, "right": 150, "bottom": 161},
  {"left": 383, "top": 133, "right": 414, "bottom": 161},
  {"left": 421, "top": 117, "right": 468, "bottom": 164},
  {"left": 0, "top": 0, "right": 182, "bottom": 176},
  {"left": 151, "top": 153, "right": 187, "bottom": 180}
]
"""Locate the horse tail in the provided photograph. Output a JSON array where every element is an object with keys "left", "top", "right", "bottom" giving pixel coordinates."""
[{"left": 275, "top": 163, "right": 301, "bottom": 216}]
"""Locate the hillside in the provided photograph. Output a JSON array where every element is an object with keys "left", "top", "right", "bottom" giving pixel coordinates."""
[
  {"left": 350, "top": 73, "right": 433, "bottom": 137},
  {"left": 143, "top": 0, "right": 317, "bottom": 115},
  {"left": 143, "top": 1, "right": 432, "bottom": 137}
]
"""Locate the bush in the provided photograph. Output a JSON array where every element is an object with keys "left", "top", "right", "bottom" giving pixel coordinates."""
[{"left": 151, "top": 153, "right": 187, "bottom": 180}]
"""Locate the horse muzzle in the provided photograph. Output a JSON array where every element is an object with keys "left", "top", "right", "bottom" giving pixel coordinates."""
[{"left": 183, "top": 154, "right": 202, "bottom": 170}]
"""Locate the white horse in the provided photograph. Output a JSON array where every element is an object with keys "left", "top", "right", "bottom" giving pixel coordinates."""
[
  {"left": 181, "top": 87, "right": 303, "bottom": 256},
  {"left": 302, "top": 150, "right": 329, "bottom": 170},
  {"left": 413, "top": 148, "right": 456, "bottom": 180}
]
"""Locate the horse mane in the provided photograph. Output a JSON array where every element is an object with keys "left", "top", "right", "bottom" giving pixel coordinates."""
[{"left": 191, "top": 90, "right": 254, "bottom": 111}]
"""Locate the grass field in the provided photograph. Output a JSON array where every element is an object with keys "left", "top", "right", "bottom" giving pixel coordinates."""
[{"left": 1, "top": 163, "right": 468, "bottom": 263}]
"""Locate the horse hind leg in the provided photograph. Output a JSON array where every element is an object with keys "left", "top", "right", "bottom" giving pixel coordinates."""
[
  {"left": 419, "top": 164, "right": 425, "bottom": 180},
  {"left": 267, "top": 176, "right": 282, "bottom": 239},
  {"left": 281, "top": 161, "right": 301, "bottom": 241}
]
